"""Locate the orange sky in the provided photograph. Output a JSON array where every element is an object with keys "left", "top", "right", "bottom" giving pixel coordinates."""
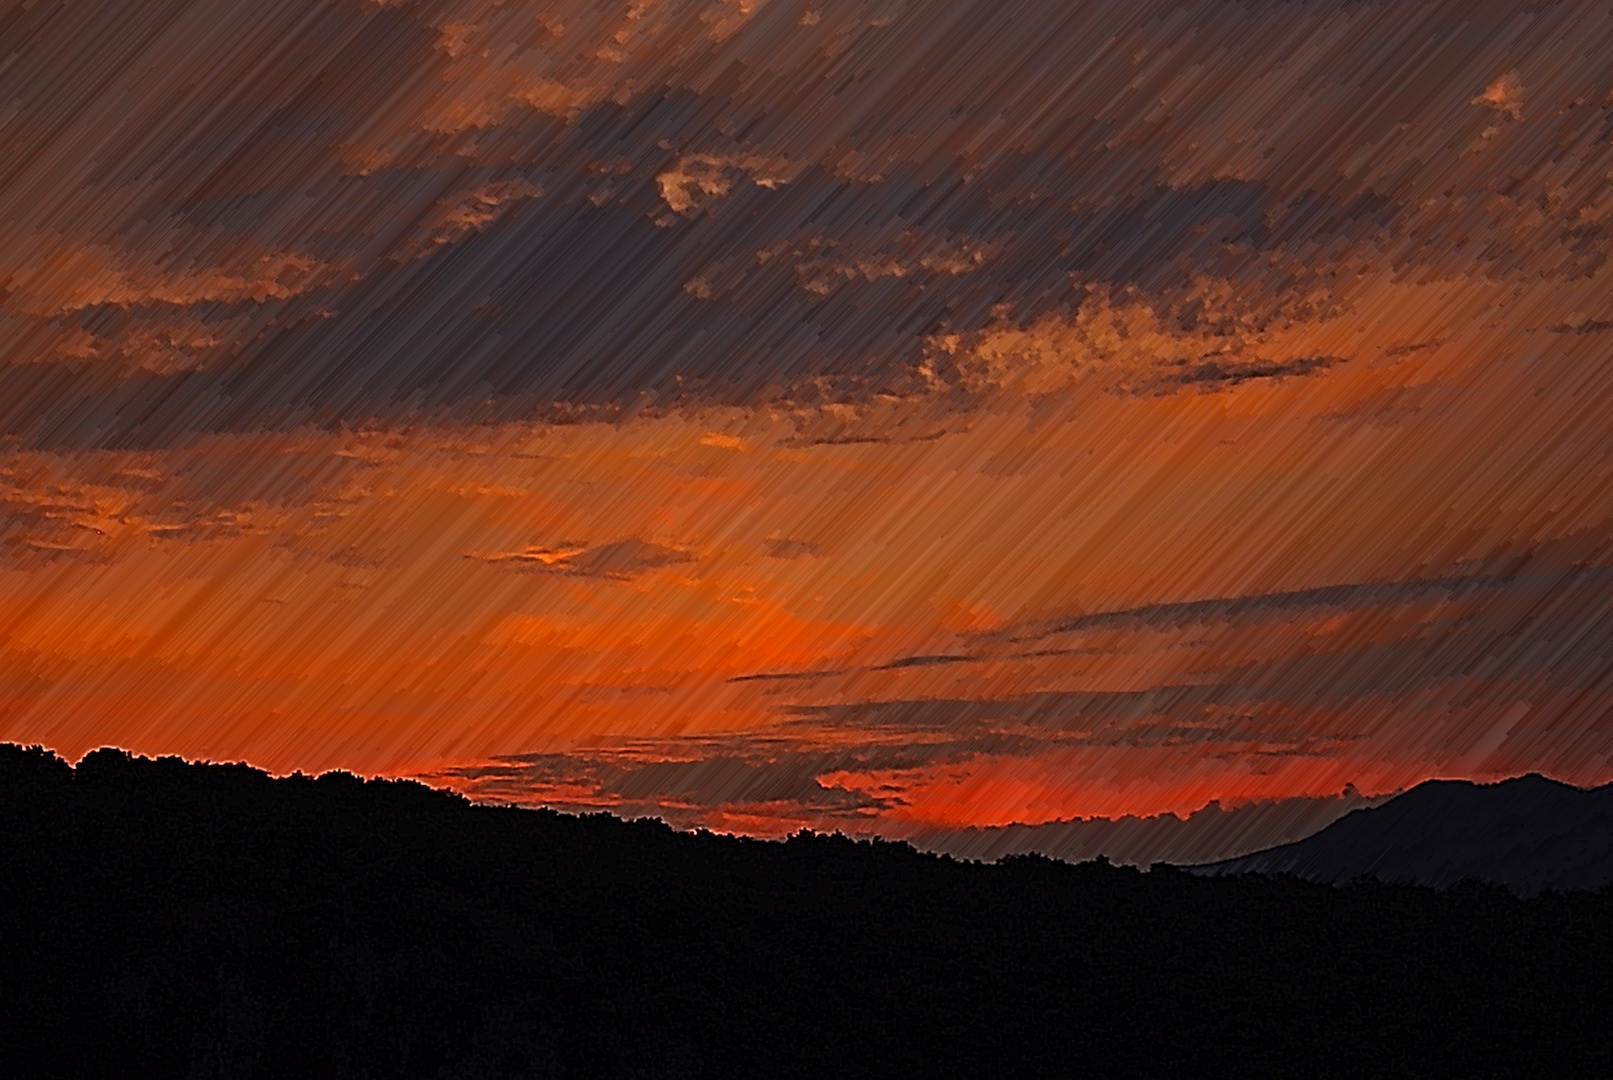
[{"left": 5, "top": 0, "right": 1613, "bottom": 835}]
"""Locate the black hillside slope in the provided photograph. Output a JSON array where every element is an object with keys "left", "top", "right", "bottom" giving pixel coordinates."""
[
  {"left": 3, "top": 745, "right": 1611, "bottom": 1079},
  {"left": 1190, "top": 774, "right": 1613, "bottom": 896}
]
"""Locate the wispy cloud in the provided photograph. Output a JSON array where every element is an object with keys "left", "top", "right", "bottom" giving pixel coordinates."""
[{"left": 469, "top": 538, "right": 696, "bottom": 579}]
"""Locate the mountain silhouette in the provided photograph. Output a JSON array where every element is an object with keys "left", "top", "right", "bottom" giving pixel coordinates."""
[
  {"left": 910, "top": 787, "right": 1392, "bottom": 868},
  {"left": 1189, "top": 774, "right": 1613, "bottom": 896},
  {"left": 4, "top": 744, "right": 1612, "bottom": 1078}
]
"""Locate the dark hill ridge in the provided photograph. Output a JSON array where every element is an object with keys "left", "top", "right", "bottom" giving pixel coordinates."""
[
  {"left": 4, "top": 744, "right": 1613, "bottom": 1079},
  {"left": 910, "top": 786, "right": 1393, "bottom": 868},
  {"left": 1189, "top": 774, "right": 1613, "bottom": 896}
]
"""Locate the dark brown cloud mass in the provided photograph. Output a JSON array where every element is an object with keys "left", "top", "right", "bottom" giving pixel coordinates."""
[{"left": 7, "top": 0, "right": 1613, "bottom": 445}]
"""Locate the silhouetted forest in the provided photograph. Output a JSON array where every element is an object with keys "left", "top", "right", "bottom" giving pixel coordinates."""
[{"left": 3, "top": 745, "right": 1610, "bottom": 1079}]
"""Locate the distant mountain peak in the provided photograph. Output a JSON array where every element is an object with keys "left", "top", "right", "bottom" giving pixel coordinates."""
[{"left": 1188, "top": 773, "right": 1613, "bottom": 896}]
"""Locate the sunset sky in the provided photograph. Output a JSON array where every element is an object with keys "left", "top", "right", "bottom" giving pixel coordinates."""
[{"left": 5, "top": 0, "right": 1613, "bottom": 839}]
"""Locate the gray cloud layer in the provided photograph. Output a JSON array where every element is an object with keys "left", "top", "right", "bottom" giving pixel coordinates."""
[{"left": 7, "top": 0, "right": 1613, "bottom": 446}]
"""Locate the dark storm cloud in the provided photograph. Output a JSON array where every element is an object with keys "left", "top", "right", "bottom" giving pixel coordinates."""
[
  {"left": 3, "top": 171, "right": 1350, "bottom": 447},
  {"left": 746, "top": 556, "right": 1613, "bottom": 775},
  {"left": 11, "top": 0, "right": 1613, "bottom": 447},
  {"left": 733, "top": 566, "right": 1590, "bottom": 682},
  {"left": 1003, "top": 573, "right": 1530, "bottom": 639}
]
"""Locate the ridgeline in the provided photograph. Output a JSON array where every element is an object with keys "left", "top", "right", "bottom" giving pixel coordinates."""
[{"left": 3, "top": 744, "right": 1610, "bottom": 1078}]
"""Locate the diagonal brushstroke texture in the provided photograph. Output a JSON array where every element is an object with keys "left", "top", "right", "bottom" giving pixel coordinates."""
[{"left": 4, "top": 0, "right": 1613, "bottom": 857}]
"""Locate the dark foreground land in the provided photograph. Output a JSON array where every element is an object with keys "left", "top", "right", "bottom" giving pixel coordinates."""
[{"left": 3, "top": 745, "right": 1610, "bottom": 1079}]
